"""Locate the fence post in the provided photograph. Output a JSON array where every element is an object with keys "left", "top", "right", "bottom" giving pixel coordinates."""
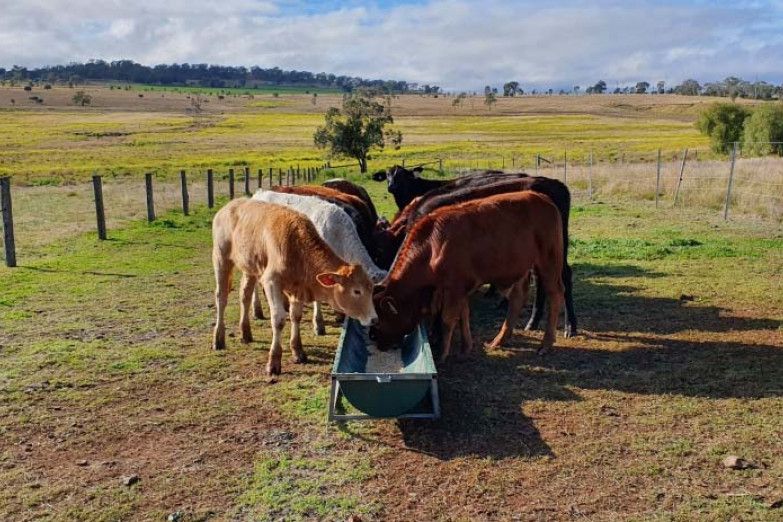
[
  {"left": 672, "top": 148, "right": 688, "bottom": 207},
  {"left": 228, "top": 168, "right": 235, "bottom": 199},
  {"left": 724, "top": 142, "right": 738, "bottom": 221},
  {"left": 502, "top": 156, "right": 505, "bottom": 169},
  {"left": 1, "top": 176, "right": 17, "bottom": 266},
  {"left": 258, "top": 168, "right": 263, "bottom": 189},
  {"left": 244, "top": 167, "right": 251, "bottom": 195},
  {"left": 512, "top": 156, "right": 516, "bottom": 169},
  {"left": 535, "top": 154, "right": 539, "bottom": 176},
  {"left": 401, "top": 158, "right": 405, "bottom": 168},
  {"left": 563, "top": 150, "right": 568, "bottom": 184},
  {"left": 278, "top": 168, "right": 283, "bottom": 186},
  {"left": 588, "top": 150, "right": 594, "bottom": 201},
  {"left": 145, "top": 173, "right": 156, "bottom": 222},
  {"left": 296, "top": 165, "right": 300, "bottom": 182},
  {"left": 269, "top": 167, "right": 273, "bottom": 188},
  {"left": 92, "top": 175, "right": 107, "bottom": 241},
  {"left": 655, "top": 149, "right": 662, "bottom": 208},
  {"left": 180, "top": 170, "right": 189, "bottom": 216},
  {"left": 207, "top": 169, "right": 214, "bottom": 208}
]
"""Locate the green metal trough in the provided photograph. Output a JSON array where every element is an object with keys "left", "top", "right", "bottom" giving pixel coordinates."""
[{"left": 329, "top": 318, "right": 440, "bottom": 421}]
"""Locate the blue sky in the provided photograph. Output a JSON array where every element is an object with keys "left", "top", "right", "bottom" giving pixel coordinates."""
[{"left": 2, "top": 0, "right": 782, "bottom": 91}]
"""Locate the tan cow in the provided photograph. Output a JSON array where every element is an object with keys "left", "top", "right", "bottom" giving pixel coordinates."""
[{"left": 212, "top": 198, "right": 378, "bottom": 375}]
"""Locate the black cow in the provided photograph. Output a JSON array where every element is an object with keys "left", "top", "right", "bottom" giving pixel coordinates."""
[{"left": 373, "top": 165, "right": 452, "bottom": 211}]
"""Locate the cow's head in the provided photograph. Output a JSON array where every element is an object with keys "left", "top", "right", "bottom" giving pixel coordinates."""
[
  {"left": 383, "top": 165, "right": 423, "bottom": 210},
  {"left": 317, "top": 265, "right": 377, "bottom": 327},
  {"left": 369, "top": 284, "right": 421, "bottom": 351}
]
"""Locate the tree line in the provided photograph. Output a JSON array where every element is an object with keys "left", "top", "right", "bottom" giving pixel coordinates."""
[
  {"left": 0, "top": 60, "right": 438, "bottom": 94},
  {"left": 697, "top": 102, "right": 783, "bottom": 155}
]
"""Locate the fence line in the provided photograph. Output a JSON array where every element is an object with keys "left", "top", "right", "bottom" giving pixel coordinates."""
[{"left": 3, "top": 151, "right": 783, "bottom": 267}]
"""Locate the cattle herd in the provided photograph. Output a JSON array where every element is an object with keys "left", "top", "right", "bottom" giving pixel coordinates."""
[{"left": 211, "top": 166, "right": 577, "bottom": 376}]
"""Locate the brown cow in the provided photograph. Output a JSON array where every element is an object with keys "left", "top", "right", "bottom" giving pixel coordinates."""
[
  {"left": 212, "top": 198, "right": 378, "bottom": 375},
  {"left": 370, "top": 191, "right": 564, "bottom": 361}
]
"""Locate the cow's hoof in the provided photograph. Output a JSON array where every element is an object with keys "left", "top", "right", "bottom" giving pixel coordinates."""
[
  {"left": 564, "top": 328, "right": 578, "bottom": 338},
  {"left": 524, "top": 321, "right": 540, "bottom": 332},
  {"left": 213, "top": 339, "right": 226, "bottom": 350},
  {"left": 241, "top": 332, "right": 253, "bottom": 344},
  {"left": 266, "top": 361, "right": 282, "bottom": 376},
  {"left": 292, "top": 354, "right": 308, "bottom": 364},
  {"left": 537, "top": 344, "right": 552, "bottom": 356},
  {"left": 314, "top": 325, "right": 326, "bottom": 336},
  {"left": 253, "top": 311, "right": 265, "bottom": 321}
]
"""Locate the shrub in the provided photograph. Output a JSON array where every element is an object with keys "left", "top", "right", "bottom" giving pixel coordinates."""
[
  {"left": 23, "top": 85, "right": 32, "bottom": 92},
  {"left": 696, "top": 103, "right": 752, "bottom": 153},
  {"left": 44, "top": 84, "right": 52, "bottom": 90},
  {"left": 742, "top": 104, "right": 783, "bottom": 156}
]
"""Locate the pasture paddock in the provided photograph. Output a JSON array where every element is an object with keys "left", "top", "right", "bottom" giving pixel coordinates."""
[{"left": 1, "top": 179, "right": 782, "bottom": 520}]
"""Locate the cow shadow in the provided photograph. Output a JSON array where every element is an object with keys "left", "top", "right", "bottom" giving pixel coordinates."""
[{"left": 397, "top": 262, "right": 783, "bottom": 460}]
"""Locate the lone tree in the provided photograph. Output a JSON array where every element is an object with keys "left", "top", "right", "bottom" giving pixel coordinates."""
[
  {"left": 72, "top": 90, "right": 92, "bottom": 106},
  {"left": 314, "top": 90, "right": 402, "bottom": 173},
  {"left": 484, "top": 90, "right": 497, "bottom": 110}
]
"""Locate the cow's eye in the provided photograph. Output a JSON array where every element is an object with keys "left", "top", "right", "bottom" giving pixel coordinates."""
[{"left": 353, "top": 289, "right": 362, "bottom": 296}]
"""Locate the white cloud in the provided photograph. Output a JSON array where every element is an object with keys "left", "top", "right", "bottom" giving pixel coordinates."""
[{"left": 0, "top": 0, "right": 782, "bottom": 90}]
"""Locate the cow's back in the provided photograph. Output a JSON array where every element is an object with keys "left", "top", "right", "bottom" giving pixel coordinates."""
[{"left": 425, "top": 191, "right": 562, "bottom": 287}]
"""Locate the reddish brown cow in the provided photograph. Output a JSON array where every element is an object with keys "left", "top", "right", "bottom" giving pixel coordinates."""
[{"left": 370, "top": 191, "right": 564, "bottom": 360}]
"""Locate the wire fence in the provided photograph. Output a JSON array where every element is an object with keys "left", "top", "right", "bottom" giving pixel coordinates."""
[{"left": 2, "top": 145, "right": 783, "bottom": 267}]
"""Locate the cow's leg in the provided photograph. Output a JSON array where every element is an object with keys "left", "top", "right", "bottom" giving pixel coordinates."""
[
  {"left": 212, "top": 253, "right": 233, "bottom": 350},
  {"left": 489, "top": 275, "right": 530, "bottom": 349},
  {"left": 438, "top": 294, "right": 464, "bottom": 363},
  {"left": 539, "top": 268, "right": 565, "bottom": 355},
  {"left": 562, "top": 263, "right": 578, "bottom": 337},
  {"left": 458, "top": 301, "right": 473, "bottom": 356},
  {"left": 239, "top": 273, "right": 257, "bottom": 344},
  {"left": 288, "top": 298, "right": 308, "bottom": 364},
  {"left": 312, "top": 301, "right": 326, "bottom": 336},
  {"left": 525, "top": 271, "right": 545, "bottom": 331},
  {"left": 252, "top": 285, "right": 265, "bottom": 320},
  {"left": 262, "top": 275, "right": 286, "bottom": 375}
]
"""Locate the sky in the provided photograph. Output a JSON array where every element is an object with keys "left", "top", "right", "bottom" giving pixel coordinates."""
[{"left": 1, "top": 0, "right": 782, "bottom": 91}]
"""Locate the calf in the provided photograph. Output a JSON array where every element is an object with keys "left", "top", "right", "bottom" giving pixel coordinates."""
[
  {"left": 212, "top": 198, "right": 377, "bottom": 375},
  {"left": 253, "top": 190, "right": 388, "bottom": 334},
  {"left": 371, "top": 191, "right": 564, "bottom": 361}
]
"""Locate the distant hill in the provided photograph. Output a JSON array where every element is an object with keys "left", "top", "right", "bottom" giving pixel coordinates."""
[{"left": 0, "top": 60, "right": 441, "bottom": 94}]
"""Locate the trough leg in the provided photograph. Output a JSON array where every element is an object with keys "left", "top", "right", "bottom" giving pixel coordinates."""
[
  {"left": 312, "top": 301, "right": 326, "bottom": 336},
  {"left": 239, "top": 273, "right": 257, "bottom": 344},
  {"left": 489, "top": 275, "right": 530, "bottom": 349},
  {"left": 212, "top": 253, "right": 233, "bottom": 350},
  {"left": 262, "top": 275, "right": 286, "bottom": 375},
  {"left": 288, "top": 298, "right": 308, "bottom": 364}
]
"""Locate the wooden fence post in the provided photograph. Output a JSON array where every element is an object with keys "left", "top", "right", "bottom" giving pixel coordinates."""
[
  {"left": 724, "top": 142, "right": 738, "bottom": 221},
  {"left": 228, "top": 168, "right": 235, "bottom": 199},
  {"left": 672, "top": 148, "right": 688, "bottom": 207},
  {"left": 244, "top": 167, "right": 251, "bottom": 195},
  {"left": 269, "top": 167, "right": 273, "bottom": 188},
  {"left": 278, "top": 168, "right": 283, "bottom": 186},
  {"left": 145, "top": 173, "right": 156, "bottom": 222},
  {"left": 180, "top": 170, "right": 189, "bottom": 216},
  {"left": 1, "top": 176, "right": 18, "bottom": 266},
  {"left": 655, "top": 149, "right": 662, "bottom": 208},
  {"left": 92, "top": 175, "right": 107, "bottom": 241},
  {"left": 207, "top": 169, "right": 214, "bottom": 208},
  {"left": 258, "top": 168, "right": 263, "bottom": 189},
  {"left": 296, "top": 165, "right": 300, "bottom": 182},
  {"left": 588, "top": 150, "right": 594, "bottom": 201},
  {"left": 439, "top": 158, "right": 443, "bottom": 173},
  {"left": 563, "top": 150, "right": 568, "bottom": 184}
]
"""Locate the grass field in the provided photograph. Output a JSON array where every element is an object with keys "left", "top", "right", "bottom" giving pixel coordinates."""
[
  {"left": 1, "top": 175, "right": 783, "bottom": 520},
  {"left": 0, "top": 85, "right": 722, "bottom": 183}
]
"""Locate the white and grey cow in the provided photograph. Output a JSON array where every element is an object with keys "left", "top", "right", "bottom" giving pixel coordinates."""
[{"left": 252, "top": 189, "right": 387, "bottom": 334}]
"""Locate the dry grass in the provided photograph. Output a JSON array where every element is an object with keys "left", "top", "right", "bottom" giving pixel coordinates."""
[{"left": 1, "top": 194, "right": 782, "bottom": 521}]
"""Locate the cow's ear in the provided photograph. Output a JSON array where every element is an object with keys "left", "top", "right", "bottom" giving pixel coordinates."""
[
  {"left": 382, "top": 297, "right": 399, "bottom": 315},
  {"left": 372, "top": 171, "right": 387, "bottom": 182},
  {"left": 316, "top": 272, "right": 343, "bottom": 288}
]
